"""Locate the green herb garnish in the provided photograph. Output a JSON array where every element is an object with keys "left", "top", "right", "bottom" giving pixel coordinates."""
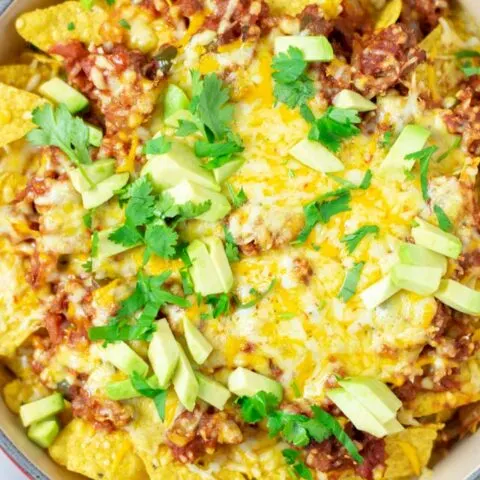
[
  {"left": 434, "top": 205, "right": 453, "bottom": 233},
  {"left": 235, "top": 279, "right": 277, "bottom": 309},
  {"left": 130, "top": 371, "right": 167, "bottom": 421},
  {"left": 338, "top": 262, "right": 364, "bottom": 302},
  {"left": 405, "top": 145, "right": 439, "bottom": 201},
  {"left": 119, "top": 19, "right": 131, "bottom": 30},
  {"left": 341, "top": 225, "right": 379, "bottom": 254}
]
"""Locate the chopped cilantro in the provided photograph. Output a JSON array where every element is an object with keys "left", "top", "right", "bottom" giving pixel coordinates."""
[
  {"left": 118, "top": 19, "right": 131, "bottom": 30},
  {"left": 83, "top": 210, "right": 94, "bottom": 229},
  {"left": 380, "top": 131, "right": 393, "bottom": 149},
  {"left": 27, "top": 104, "right": 92, "bottom": 179},
  {"left": 460, "top": 62, "right": 480, "bottom": 77},
  {"left": 237, "top": 391, "right": 280, "bottom": 423},
  {"left": 224, "top": 226, "right": 240, "bottom": 262},
  {"left": 105, "top": 0, "right": 116, "bottom": 5},
  {"left": 176, "top": 120, "right": 199, "bottom": 137},
  {"left": 205, "top": 293, "right": 230, "bottom": 318},
  {"left": 456, "top": 50, "right": 480, "bottom": 59},
  {"left": 456, "top": 51, "right": 480, "bottom": 77},
  {"left": 80, "top": 0, "right": 93, "bottom": 10},
  {"left": 235, "top": 279, "right": 276, "bottom": 309},
  {"left": 130, "top": 371, "right": 167, "bottom": 421},
  {"left": 180, "top": 268, "right": 194, "bottom": 295},
  {"left": 436, "top": 137, "right": 461, "bottom": 163},
  {"left": 272, "top": 47, "right": 315, "bottom": 109},
  {"left": 295, "top": 189, "right": 351, "bottom": 244},
  {"left": 291, "top": 381, "right": 301, "bottom": 398},
  {"left": 338, "top": 262, "right": 364, "bottom": 302},
  {"left": 307, "top": 106, "right": 361, "bottom": 153},
  {"left": 282, "top": 449, "right": 312, "bottom": 480},
  {"left": 195, "top": 138, "right": 244, "bottom": 170},
  {"left": 288, "top": 169, "right": 296, "bottom": 178},
  {"left": 358, "top": 169, "right": 373, "bottom": 189},
  {"left": 82, "top": 230, "right": 99, "bottom": 272},
  {"left": 226, "top": 183, "right": 248, "bottom": 208},
  {"left": 143, "top": 222, "right": 178, "bottom": 263},
  {"left": 434, "top": 205, "right": 453, "bottom": 233},
  {"left": 341, "top": 225, "right": 379, "bottom": 254},
  {"left": 328, "top": 169, "right": 372, "bottom": 191},
  {"left": 143, "top": 136, "right": 171, "bottom": 155},
  {"left": 405, "top": 145, "right": 439, "bottom": 201},
  {"left": 67, "top": 22, "right": 75, "bottom": 31}
]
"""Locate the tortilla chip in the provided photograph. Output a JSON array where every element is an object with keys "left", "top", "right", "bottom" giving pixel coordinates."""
[
  {"left": 15, "top": 1, "right": 108, "bottom": 52},
  {"left": 266, "top": 0, "right": 341, "bottom": 17},
  {"left": 3, "top": 378, "right": 50, "bottom": 414},
  {"left": 49, "top": 418, "right": 147, "bottom": 480},
  {"left": 0, "top": 83, "right": 45, "bottom": 148},
  {"left": 0, "top": 64, "right": 55, "bottom": 92},
  {"left": 384, "top": 424, "right": 442, "bottom": 478}
]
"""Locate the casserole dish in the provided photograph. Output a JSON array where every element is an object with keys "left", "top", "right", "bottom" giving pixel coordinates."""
[{"left": 1, "top": 0, "right": 480, "bottom": 478}]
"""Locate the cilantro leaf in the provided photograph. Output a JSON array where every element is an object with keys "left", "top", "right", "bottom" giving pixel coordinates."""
[
  {"left": 118, "top": 18, "right": 131, "bottom": 30},
  {"left": 176, "top": 120, "right": 199, "bottom": 137},
  {"left": 226, "top": 183, "right": 248, "bottom": 208},
  {"left": 341, "top": 225, "right": 379, "bottom": 254},
  {"left": 358, "top": 169, "right": 373, "bottom": 189},
  {"left": 196, "top": 73, "right": 234, "bottom": 140},
  {"left": 108, "top": 224, "right": 144, "bottom": 247},
  {"left": 144, "top": 223, "right": 178, "bottom": 260},
  {"left": 380, "top": 131, "right": 393, "bottom": 149},
  {"left": 434, "top": 205, "right": 453, "bottom": 232},
  {"left": 282, "top": 448, "right": 300, "bottom": 465},
  {"left": 143, "top": 136, "right": 171, "bottom": 155},
  {"left": 456, "top": 50, "right": 480, "bottom": 59},
  {"left": 224, "top": 226, "right": 240, "bottom": 262},
  {"left": 294, "top": 463, "right": 313, "bottom": 480},
  {"left": 338, "top": 262, "right": 364, "bottom": 302},
  {"left": 180, "top": 268, "right": 194, "bottom": 295},
  {"left": 67, "top": 22, "right": 75, "bottom": 31},
  {"left": 205, "top": 293, "right": 230, "bottom": 318},
  {"left": 460, "top": 61, "right": 480, "bottom": 77},
  {"left": 131, "top": 371, "right": 167, "bottom": 421},
  {"left": 124, "top": 177, "right": 156, "bottom": 226},
  {"left": 177, "top": 200, "right": 211, "bottom": 220},
  {"left": 28, "top": 103, "right": 92, "bottom": 167},
  {"left": 272, "top": 47, "right": 314, "bottom": 109},
  {"left": 195, "top": 140, "right": 244, "bottom": 159},
  {"left": 295, "top": 202, "right": 322, "bottom": 244},
  {"left": 308, "top": 107, "right": 361, "bottom": 153},
  {"left": 405, "top": 145, "right": 438, "bottom": 201},
  {"left": 238, "top": 391, "right": 280, "bottom": 423},
  {"left": 83, "top": 210, "right": 94, "bottom": 229}
]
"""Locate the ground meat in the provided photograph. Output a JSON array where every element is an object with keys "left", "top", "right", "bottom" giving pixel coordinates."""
[
  {"left": 293, "top": 257, "right": 313, "bottom": 284},
  {"left": 50, "top": 42, "right": 163, "bottom": 135},
  {"left": 299, "top": 5, "right": 333, "bottom": 36},
  {"left": 70, "top": 385, "right": 132, "bottom": 431},
  {"left": 306, "top": 429, "right": 385, "bottom": 480},
  {"left": 166, "top": 406, "right": 243, "bottom": 463},
  {"left": 203, "top": 0, "right": 271, "bottom": 45},
  {"left": 430, "top": 302, "right": 454, "bottom": 341},
  {"left": 444, "top": 76, "right": 480, "bottom": 156},
  {"left": 351, "top": 23, "right": 426, "bottom": 98},
  {"left": 44, "top": 291, "right": 69, "bottom": 345},
  {"left": 175, "top": 0, "right": 203, "bottom": 16},
  {"left": 401, "top": 0, "right": 449, "bottom": 40},
  {"left": 394, "top": 379, "right": 420, "bottom": 402}
]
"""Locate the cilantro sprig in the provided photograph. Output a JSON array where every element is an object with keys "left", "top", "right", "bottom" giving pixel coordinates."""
[
  {"left": 272, "top": 47, "right": 315, "bottom": 109},
  {"left": 28, "top": 103, "right": 93, "bottom": 185},
  {"left": 283, "top": 449, "right": 312, "bottom": 480},
  {"left": 88, "top": 270, "right": 189, "bottom": 343},
  {"left": 405, "top": 145, "right": 438, "bottom": 201},
  {"left": 131, "top": 371, "right": 167, "bottom": 421},
  {"left": 301, "top": 105, "right": 361, "bottom": 153},
  {"left": 226, "top": 183, "right": 248, "bottom": 208},
  {"left": 237, "top": 391, "right": 363, "bottom": 465},
  {"left": 338, "top": 262, "right": 364, "bottom": 302},
  {"left": 341, "top": 225, "right": 379, "bottom": 254}
]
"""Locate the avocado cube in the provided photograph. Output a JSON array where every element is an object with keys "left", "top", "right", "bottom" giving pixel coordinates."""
[
  {"left": 172, "top": 343, "right": 199, "bottom": 411},
  {"left": 27, "top": 418, "right": 60, "bottom": 448},
  {"left": 360, "top": 274, "right": 400, "bottom": 310},
  {"left": 391, "top": 264, "right": 442, "bottom": 296},
  {"left": 141, "top": 141, "right": 220, "bottom": 192},
  {"left": 333, "top": 90, "right": 377, "bottom": 112},
  {"left": 196, "top": 373, "right": 231, "bottom": 410},
  {"left": 81, "top": 172, "right": 129, "bottom": 209},
  {"left": 69, "top": 159, "right": 115, "bottom": 194},
  {"left": 148, "top": 319, "right": 180, "bottom": 388},
  {"left": 164, "top": 180, "right": 231, "bottom": 222},
  {"left": 183, "top": 317, "right": 213, "bottom": 365},
  {"left": 228, "top": 367, "right": 283, "bottom": 401},
  {"left": 274, "top": 35, "right": 334, "bottom": 62},
  {"left": 398, "top": 242, "right": 447, "bottom": 275},
  {"left": 213, "top": 158, "right": 244, "bottom": 184},
  {"left": 290, "top": 138, "right": 344, "bottom": 173},
  {"left": 203, "top": 237, "right": 234, "bottom": 293},
  {"left": 434, "top": 279, "right": 480, "bottom": 316},
  {"left": 38, "top": 77, "right": 89, "bottom": 114},
  {"left": 164, "top": 84, "right": 190, "bottom": 120},
  {"left": 20, "top": 393, "right": 65, "bottom": 427},
  {"left": 412, "top": 218, "right": 462, "bottom": 259},
  {"left": 86, "top": 123, "right": 103, "bottom": 147},
  {"left": 106, "top": 375, "right": 160, "bottom": 401},
  {"left": 104, "top": 342, "right": 149, "bottom": 377}
]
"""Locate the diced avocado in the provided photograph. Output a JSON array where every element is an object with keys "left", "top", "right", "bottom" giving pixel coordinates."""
[
  {"left": 326, "top": 388, "right": 390, "bottom": 438},
  {"left": 69, "top": 159, "right": 115, "bottom": 193},
  {"left": 290, "top": 139, "right": 344, "bottom": 173},
  {"left": 339, "top": 377, "right": 402, "bottom": 424},
  {"left": 164, "top": 180, "right": 231, "bottom": 222},
  {"left": 87, "top": 123, "right": 103, "bottom": 147},
  {"left": 20, "top": 393, "right": 65, "bottom": 427},
  {"left": 360, "top": 275, "right": 400, "bottom": 310},
  {"left": 27, "top": 418, "right": 60, "bottom": 448},
  {"left": 106, "top": 375, "right": 160, "bottom": 401},
  {"left": 81, "top": 173, "right": 129, "bottom": 209},
  {"left": 380, "top": 125, "right": 430, "bottom": 173},
  {"left": 38, "top": 77, "right": 89, "bottom": 114},
  {"left": 104, "top": 342, "right": 149, "bottom": 377},
  {"left": 94, "top": 227, "right": 141, "bottom": 265},
  {"left": 141, "top": 141, "right": 220, "bottom": 192},
  {"left": 164, "top": 109, "right": 196, "bottom": 128},
  {"left": 333, "top": 90, "right": 377, "bottom": 112},
  {"left": 204, "top": 237, "right": 234, "bottom": 293},
  {"left": 412, "top": 218, "right": 462, "bottom": 259},
  {"left": 164, "top": 84, "right": 190, "bottom": 120},
  {"left": 196, "top": 373, "right": 231, "bottom": 410},
  {"left": 274, "top": 35, "right": 334, "bottom": 62},
  {"left": 228, "top": 367, "right": 283, "bottom": 401},
  {"left": 434, "top": 279, "right": 480, "bottom": 316},
  {"left": 148, "top": 319, "right": 180, "bottom": 388},
  {"left": 398, "top": 242, "right": 447, "bottom": 275},
  {"left": 187, "top": 240, "right": 225, "bottom": 296},
  {"left": 213, "top": 158, "right": 244, "bottom": 184},
  {"left": 183, "top": 317, "right": 213, "bottom": 364},
  {"left": 172, "top": 343, "right": 199, "bottom": 411},
  {"left": 391, "top": 264, "right": 442, "bottom": 296}
]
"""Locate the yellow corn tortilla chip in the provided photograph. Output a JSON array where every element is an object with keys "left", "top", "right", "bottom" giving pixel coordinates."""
[
  {"left": 0, "top": 83, "right": 45, "bottom": 148},
  {"left": 384, "top": 424, "right": 442, "bottom": 478},
  {"left": 266, "top": 0, "right": 342, "bottom": 17},
  {"left": 3, "top": 378, "right": 50, "bottom": 414},
  {"left": 15, "top": 1, "right": 108, "bottom": 52},
  {"left": 0, "top": 64, "right": 55, "bottom": 92},
  {"left": 49, "top": 418, "right": 147, "bottom": 480}
]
